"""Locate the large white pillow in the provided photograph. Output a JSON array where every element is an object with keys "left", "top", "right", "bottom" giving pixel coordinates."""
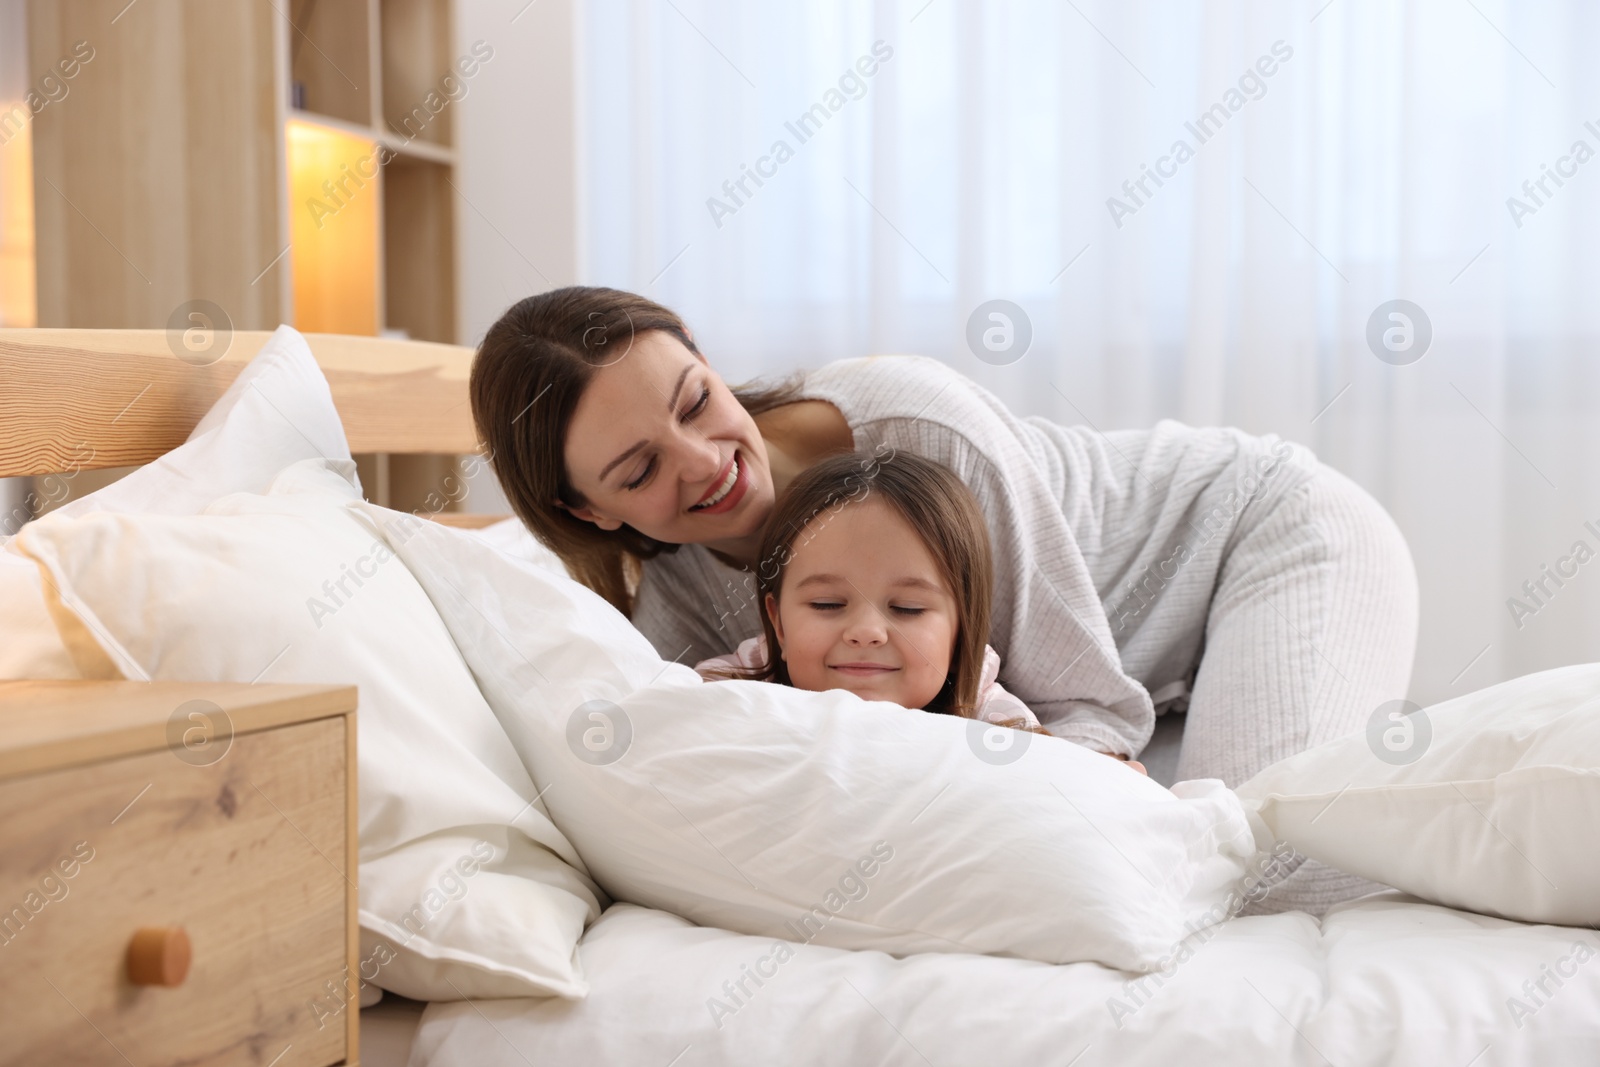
[
  {"left": 0, "top": 551, "right": 77, "bottom": 679},
  {"left": 1238, "top": 662, "right": 1600, "bottom": 927},
  {"left": 370, "top": 507, "right": 1269, "bottom": 973},
  {"left": 463, "top": 516, "right": 570, "bottom": 576},
  {"left": 15, "top": 458, "right": 604, "bottom": 999},
  {"left": 0, "top": 325, "right": 356, "bottom": 680}
]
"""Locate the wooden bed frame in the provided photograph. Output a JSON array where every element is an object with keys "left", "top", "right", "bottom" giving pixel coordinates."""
[
  {"left": 0, "top": 329, "right": 479, "bottom": 477},
  {"left": 0, "top": 328, "right": 506, "bottom": 529}
]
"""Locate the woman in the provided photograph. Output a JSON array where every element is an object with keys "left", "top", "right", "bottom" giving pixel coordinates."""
[{"left": 471, "top": 286, "right": 1419, "bottom": 915}]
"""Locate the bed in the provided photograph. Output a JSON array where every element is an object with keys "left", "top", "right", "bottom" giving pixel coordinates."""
[{"left": 3, "top": 326, "right": 1597, "bottom": 1067}]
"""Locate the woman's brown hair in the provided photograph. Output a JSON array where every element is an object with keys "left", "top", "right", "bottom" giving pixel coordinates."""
[
  {"left": 733, "top": 449, "right": 999, "bottom": 720},
  {"left": 470, "top": 286, "right": 800, "bottom": 613}
]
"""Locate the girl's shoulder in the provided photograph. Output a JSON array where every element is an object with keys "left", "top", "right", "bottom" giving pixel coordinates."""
[{"left": 976, "top": 645, "right": 1043, "bottom": 729}]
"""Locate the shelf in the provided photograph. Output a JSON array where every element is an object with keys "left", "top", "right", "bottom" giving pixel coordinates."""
[
  {"left": 288, "top": 108, "right": 457, "bottom": 166},
  {"left": 290, "top": 97, "right": 461, "bottom": 510},
  {"left": 288, "top": 107, "right": 377, "bottom": 143},
  {"left": 383, "top": 134, "right": 456, "bottom": 166},
  {"left": 381, "top": 0, "right": 457, "bottom": 149},
  {"left": 383, "top": 155, "right": 456, "bottom": 345},
  {"left": 288, "top": 0, "right": 374, "bottom": 127},
  {"left": 23, "top": 0, "right": 465, "bottom": 521}
]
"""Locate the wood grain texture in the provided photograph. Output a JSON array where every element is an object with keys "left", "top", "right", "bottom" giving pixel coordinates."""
[
  {"left": 342, "top": 710, "right": 360, "bottom": 1062},
  {"left": 288, "top": 0, "right": 375, "bottom": 127},
  {"left": 0, "top": 328, "right": 477, "bottom": 477},
  {"left": 381, "top": 0, "right": 455, "bottom": 147},
  {"left": 0, "top": 680, "right": 357, "bottom": 778},
  {"left": 27, "top": 0, "right": 290, "bottom": 331},
  {"left": 0, "top": 715, "right": 349, "bottom": 1066},
  {"left": 383, "top": 156, "right": 457, "bottom": 344}
]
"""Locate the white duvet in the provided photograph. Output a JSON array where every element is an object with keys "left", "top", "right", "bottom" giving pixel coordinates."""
[{"left": 410, "top": 897, "right": 1600, "bottom": 1066}]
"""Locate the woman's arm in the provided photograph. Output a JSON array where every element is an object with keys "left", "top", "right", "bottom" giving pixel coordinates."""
[{"left": 985, "top": 676, "right": 1149, "bottom": 775}]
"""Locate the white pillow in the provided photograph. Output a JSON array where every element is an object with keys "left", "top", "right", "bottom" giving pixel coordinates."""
[
  {"left": 463, "top": 516, "right": 570, "bottom": 577},
  {"left": 1238, "top": 662, "right": 1600, "bottom": 927},
  {"left": 15, "top": 459, "right": 604, "bottom": 999},
  {"left": 0, "top": 551, "right": 77, "bottom": 679},
  {"left": 0, "top": 325, "right": 357, "bottom": 680},
  {"left": 371, "top": 507, "right": 1269, "bottom": 973}
]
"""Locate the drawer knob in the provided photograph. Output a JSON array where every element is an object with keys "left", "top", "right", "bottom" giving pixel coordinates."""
[{"left": 126, "top": 926, "right": 191, "bottom": 987}]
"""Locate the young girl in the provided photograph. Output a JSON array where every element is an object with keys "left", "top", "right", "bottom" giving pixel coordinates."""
[{"left": 694, "top": 450, "right": 1051, "bottom": 737}]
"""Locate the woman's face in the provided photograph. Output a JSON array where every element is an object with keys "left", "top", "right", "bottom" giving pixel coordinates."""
[
  {"left": 562, "top": 330, "right": 775, "bottom": 552},
  {"left": 765, "top": 498, "right": 959, "bottom": 711}
]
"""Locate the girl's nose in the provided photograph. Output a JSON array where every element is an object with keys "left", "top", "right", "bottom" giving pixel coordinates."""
[{"left": 843, "top": 606, "right": 888, "bottom": 646}]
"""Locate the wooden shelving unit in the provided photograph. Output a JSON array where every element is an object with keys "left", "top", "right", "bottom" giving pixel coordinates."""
[
  {"left": 278, "top": 0, "right": 463, "bottom": 509},
  {"left": 285, "top": 0, "right": 458, "bottom": 346},
  {"left": 26, "top": 0, "right": 464, "bottom": 512}
]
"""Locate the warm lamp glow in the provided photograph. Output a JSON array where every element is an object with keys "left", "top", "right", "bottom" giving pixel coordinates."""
[
  {"left": 0, "top": 113, "right": 35, "bottom": 328},
  {"left": 287, "top": 119, "right": 380, "bottom": 335}
]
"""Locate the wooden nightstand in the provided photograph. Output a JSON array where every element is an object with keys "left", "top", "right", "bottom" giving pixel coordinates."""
[{"left": 0, "top": 681, "right": 359, "bottom": 1066}]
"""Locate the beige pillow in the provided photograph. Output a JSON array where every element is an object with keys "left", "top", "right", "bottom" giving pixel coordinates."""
[{"left": 1238, "top": 663, "right": 1600, "bottom": 926}]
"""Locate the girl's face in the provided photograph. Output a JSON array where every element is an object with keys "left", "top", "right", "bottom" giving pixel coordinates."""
[
  {"left": 765, "top": 498, "right": 959, "bottom": 710},
  {"left": 562, "top": 330, "right": 776, "bottom": 555}
]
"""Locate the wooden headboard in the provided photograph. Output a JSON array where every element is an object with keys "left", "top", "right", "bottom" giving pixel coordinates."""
[{"left": 0, "top": 329, "right": 479, "bottom": 480}]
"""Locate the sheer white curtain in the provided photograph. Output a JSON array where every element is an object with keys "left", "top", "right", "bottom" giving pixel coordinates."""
[{"left": 579, "top": 0, "right": 1600, "bottom": 704}]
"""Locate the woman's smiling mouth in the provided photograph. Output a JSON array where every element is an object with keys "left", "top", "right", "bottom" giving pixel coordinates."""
[{"left": 689, "top": 452, "right": 748, "bottom": 513}]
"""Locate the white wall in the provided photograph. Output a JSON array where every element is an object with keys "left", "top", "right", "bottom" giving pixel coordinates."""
[
  {"left": 454, "top": 0, "right": 582, "bottom": 514},
  {"left": 456, "top": 0, "right": 581, "bottom": 348}
]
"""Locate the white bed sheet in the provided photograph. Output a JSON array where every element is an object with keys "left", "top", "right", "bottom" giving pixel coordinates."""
[{"left": 410, "top": 897, "right": 1600, "bottom": 1066}]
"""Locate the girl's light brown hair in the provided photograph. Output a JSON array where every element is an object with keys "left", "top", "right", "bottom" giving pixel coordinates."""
[
  {"left": 470, "top": 286, "right": 800, "bottom": 613},
  {"left": 740, "top": 449, "right": 997, "bottom": 720}
]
